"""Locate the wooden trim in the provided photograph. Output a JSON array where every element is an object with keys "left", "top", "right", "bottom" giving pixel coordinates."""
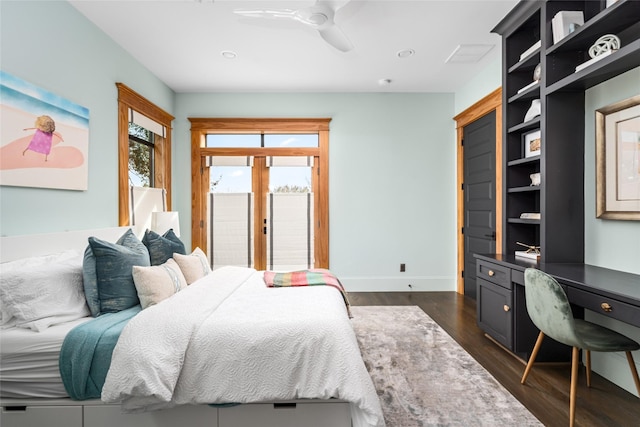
[
  {"left": 116, "top": 83, "right": 174, "bottom": 226},
  {"left": 453, "top": 87, "right": 502, "bottom": 295},
  {"left": 189, "top": 118, "right": 330, "bottom": 268},
  {"left": 189, "top": 118, "right": 331, "bottom": 132}
]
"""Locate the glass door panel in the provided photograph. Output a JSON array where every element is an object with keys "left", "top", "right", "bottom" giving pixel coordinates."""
[
  {"left": 208, "top": 162, "right": 254, "bottom": 268},
  {"left": 266, "top": 159, "right": 314, "bottom": 270}
]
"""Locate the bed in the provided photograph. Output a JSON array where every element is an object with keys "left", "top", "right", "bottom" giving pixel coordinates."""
[{"left": 0, "top": 227, "right": 385, "bottom": 427}]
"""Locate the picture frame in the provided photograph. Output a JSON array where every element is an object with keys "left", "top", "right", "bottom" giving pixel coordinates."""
[
  {"left": 523, "top": 129, "right": 541, "bottom": 158},
  {"left": 595, "top": 95, "right": 640, "bottom": 220}
]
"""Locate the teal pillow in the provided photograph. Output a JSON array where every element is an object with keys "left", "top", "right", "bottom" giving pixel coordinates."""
[
  {"left": 82, "top": 245, "right": 100, "bottom": 316},
  {"left": 84, "top": 229, "right": 150, "bottom": 315},
  {"left": 142, "top": 229, "right": 186, "bottom": 266}
]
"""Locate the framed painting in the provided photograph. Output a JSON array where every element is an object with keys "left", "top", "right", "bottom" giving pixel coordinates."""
[
  {"left": 0, "top": 71, "right": 89, "bottom": 190},
  {"left": 523, "top": 129, "right": 541, "bottom": 158},
  {"left": 595, "top": 94, "right": 640, "bottom": 220}
]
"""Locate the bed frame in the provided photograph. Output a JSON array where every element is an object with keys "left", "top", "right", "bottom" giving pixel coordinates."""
[{"left": 0, "top": 228, "right": 351, "bottom": 427}]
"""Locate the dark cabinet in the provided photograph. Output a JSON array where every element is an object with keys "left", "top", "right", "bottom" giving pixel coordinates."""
[{"left": 476, "top": 258, "right": 571, "bottom": 361}]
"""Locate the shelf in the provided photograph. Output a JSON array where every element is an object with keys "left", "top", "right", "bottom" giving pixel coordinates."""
[
  {"left": 508, "top": 117, "right": 540, "bottom": 134},
  {"left": 507, "top": 218, "right": 541, "bottom": 225},
  {"left": 509, "top": 49, "right": 540, "bottom": 73},
  {"left": 546, "top": 0, "right": 640, "bottom": 55},
  {"left": 508, "top": 156, "right": 540, "bottom": 167},
  {"left": 546, "top": 39, "right": 640, "bottom": 94},
  {"left": 508, "top": 85, "right": 540, "bottom": 103},
  {"left": 507, "top": 185, "right": 541, "bottom": 193}
]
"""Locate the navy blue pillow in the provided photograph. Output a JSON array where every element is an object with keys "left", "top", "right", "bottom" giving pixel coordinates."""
[
  {"left": 85, "top": 229, "right": 150, "bottom": 315},
  {"left": 142, "top": 229, "right": 186, "bottom": 266}
]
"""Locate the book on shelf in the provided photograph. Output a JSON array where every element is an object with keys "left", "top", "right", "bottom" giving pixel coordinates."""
[
  {"left": 520, "top": 212, "right": 541, "bottom": 220},
  {"left": 517, "top": 81, "right": 539, "bottom": 94},
  {"left": 519, "top": 40, "right": 541, "bottom": 61},
  {"left": 515, "top": 250, "right": 540, "bottom": 261},
  {"left": 575, "top": 49, "right": 616, "bottom": 72}
]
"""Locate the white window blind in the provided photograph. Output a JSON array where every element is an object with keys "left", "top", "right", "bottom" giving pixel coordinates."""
[{"left": 129, "top": 108, "right": 165, "bottom": 137}]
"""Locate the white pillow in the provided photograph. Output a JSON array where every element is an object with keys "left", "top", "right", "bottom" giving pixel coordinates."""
[
  {"left": 132, "top": 258, "right": 187, "bottom": 309},
  {"left": 172, "top": 247, "right": 211, "bottom": 285},
  {"left": 0, "top": 251, "right": 90, "bottom": 332}
]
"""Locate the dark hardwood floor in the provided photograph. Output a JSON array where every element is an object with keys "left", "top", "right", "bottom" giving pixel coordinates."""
[{"left": 349, "top": 292, "right": 639, "bottom": 427}]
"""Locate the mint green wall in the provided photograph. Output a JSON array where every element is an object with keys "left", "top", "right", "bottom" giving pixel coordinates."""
[
  {"left": 454, "top": 57, "right": 502, "bottom": 116},
  {"left": 0, "top": 1, "right": 174, "bottom": 236},
  {"left": 583, "top": 67, "right": 640, "bottom": 397},
  {"left": 175, "top": 93, "right": 457, "bottom": 291},
  {"left": 584, "top": 67, "right": 640, "bottom": 275}
]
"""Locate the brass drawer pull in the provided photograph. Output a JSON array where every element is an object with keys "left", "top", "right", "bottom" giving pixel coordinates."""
[
  {"left": 601, "top": 302, "right": 612, "bottom": 312},
  {"left": 488, "top": 270, "right": 495, "bottom": 277},
  {"left": 503, "top": 305, "right": 510, "bottom": 312}
]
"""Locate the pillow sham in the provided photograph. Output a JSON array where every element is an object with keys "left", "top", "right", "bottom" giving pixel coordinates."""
[
  {"left": 0, "top": 252, "right": 90, "bottom": 332},
  {"left": 173, "top": 247, "right": 211, "bottom": 285},
  {"left": 142, "top": 229, "right": 186, "bottom": 266},
  {"left": 84, "top": 229, "right": 150, "bottom": 315},
  {"left": 132, "top": 258, "right": 187, "bottom": 309}
]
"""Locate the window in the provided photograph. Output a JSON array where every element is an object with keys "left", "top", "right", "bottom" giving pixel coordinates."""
[
  {"left": 128, "top": 123, "right": 154, "bottom": 187},
  {"left": 190, "top": 118, "right": 330, "bottom": 270},
  {"left": 117, "top": 83, "right": 174, "bottom": 226}
]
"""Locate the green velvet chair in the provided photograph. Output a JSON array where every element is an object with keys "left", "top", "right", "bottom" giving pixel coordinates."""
[{"left": 521, "top": 268, "right": 640, "bottom": 427}]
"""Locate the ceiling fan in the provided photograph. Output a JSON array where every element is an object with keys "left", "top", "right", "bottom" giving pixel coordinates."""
[{"left": 233, "top": 0, "right": 353, "bottom": 52}]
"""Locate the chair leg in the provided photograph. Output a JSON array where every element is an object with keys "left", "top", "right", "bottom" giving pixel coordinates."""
[
  {"left": 570, "top": 347, "right": 579, "bottom": 427},
  {"left": 585, "top": 349, "right": 591, "bottom": 388},
  {"left": 625, "top": 351, "right": 640, "bottom": 396},
  {"left": 521, "top": 331, "right": 545, "bottom": 385}
]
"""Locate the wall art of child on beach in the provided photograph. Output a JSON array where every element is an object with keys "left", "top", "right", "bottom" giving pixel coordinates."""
[{"left": 0, "top": 71, "right": 89, "bottom": 190}]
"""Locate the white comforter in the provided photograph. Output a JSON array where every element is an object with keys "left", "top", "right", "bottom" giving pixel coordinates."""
[{"left": 102, "top": 266, "right": 384, "bottom": 427}]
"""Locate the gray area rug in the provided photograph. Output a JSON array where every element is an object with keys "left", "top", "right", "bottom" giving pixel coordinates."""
[{"left": 351, "top": 305, "right": 542, "bottom": 427}]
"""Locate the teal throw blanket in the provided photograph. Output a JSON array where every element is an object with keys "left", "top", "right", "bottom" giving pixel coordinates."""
[{"left": 59, "top": 305, "right": 141, "bottom": 400}]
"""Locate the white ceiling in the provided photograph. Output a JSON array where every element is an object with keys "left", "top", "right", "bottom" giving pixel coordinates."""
[{"left": 69, "top": 0, "right": 517, "bottom": 93}]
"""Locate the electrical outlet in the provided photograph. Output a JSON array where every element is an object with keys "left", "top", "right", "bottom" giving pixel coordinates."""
[{"left": 400, "top": 263, "right": 406, "bottom": 272}]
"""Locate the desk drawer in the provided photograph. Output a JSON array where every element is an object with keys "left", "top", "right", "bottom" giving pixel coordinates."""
[
  {"left": 567, "top": 287, "right": 640, "bottom": 325},
  {"left": 476, "top": 260, "right": 511, "bottom": 289}
]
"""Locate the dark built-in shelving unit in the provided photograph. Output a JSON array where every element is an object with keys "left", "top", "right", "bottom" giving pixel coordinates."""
[{"left": 493, "top": 0, "right": 640, "bottom": 264}]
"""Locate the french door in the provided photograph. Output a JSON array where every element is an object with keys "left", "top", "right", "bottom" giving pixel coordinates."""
[{"left": 189, "top": 118, "right": 330, "bottom": 271}]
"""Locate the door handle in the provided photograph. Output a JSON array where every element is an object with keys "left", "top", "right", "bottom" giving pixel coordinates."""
[{"left": 484, "top": 231, "right": 496, "bottom": 240}]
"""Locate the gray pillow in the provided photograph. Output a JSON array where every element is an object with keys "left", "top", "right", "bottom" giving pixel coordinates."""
[
  {"left": 142, "top": 229, "right": 186, "bottom": 266},
  {"left": 84, "top": 229, "right": 150, "bottom": 315}
]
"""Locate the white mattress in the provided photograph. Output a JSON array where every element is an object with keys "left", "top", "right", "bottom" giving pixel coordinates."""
[{"left": 0, "top": 317, "right": 92, "bottom": 398}]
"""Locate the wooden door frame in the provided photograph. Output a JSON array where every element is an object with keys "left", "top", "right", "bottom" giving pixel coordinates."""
[
  {"left": 188, "top": 118, "right": 331, "bottom": 269},
  {"left": 453, "top": 87, "right": 502, "bottom": 295}
]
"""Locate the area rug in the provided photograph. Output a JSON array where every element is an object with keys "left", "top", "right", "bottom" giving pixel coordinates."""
[{"left": 351, "top": 305, "right": 542, "bottom": 427}]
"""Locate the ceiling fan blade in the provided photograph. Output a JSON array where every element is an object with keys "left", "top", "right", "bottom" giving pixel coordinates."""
[
  {"left": 318, "top": 23, "right": 353, "bottom": 52},
  {"left": 233, "top": 9, "right": 298, "bottom": 21}
]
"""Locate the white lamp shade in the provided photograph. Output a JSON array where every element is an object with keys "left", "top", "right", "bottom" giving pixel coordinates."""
[{"left": 151, "top": 211, "right": 180, "bottom": 237}]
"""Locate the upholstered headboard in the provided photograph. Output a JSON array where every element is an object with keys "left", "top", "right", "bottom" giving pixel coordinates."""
[{"left": 0, "top": 227, "right": 130, "bottom": 263}]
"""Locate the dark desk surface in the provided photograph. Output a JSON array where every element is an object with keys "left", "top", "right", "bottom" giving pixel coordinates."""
[{"left": 474, "top": 254, "right": 640, "bottom": 307}]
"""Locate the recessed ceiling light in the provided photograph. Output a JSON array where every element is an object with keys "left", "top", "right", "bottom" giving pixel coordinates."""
[
  {"left": 221, "top": 51, "right": 237, "bottom": 59},
  {"left": 397, "top": 49, "right": 415, "bottom": 59}
]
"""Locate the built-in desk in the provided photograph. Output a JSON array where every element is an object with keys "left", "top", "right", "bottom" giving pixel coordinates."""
[{"left": 473, "top": 254, "right": 640, "bottom": 361}]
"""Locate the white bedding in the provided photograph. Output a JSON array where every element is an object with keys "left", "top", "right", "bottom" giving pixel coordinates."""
[
  {"left": 102, "top": 266, "right": 385, "bottom": 427},
  {"left": 0, "top": 317, "right": 92, "bottom": 398}
]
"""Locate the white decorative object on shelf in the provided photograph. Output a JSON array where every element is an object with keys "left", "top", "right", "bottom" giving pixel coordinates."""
[
  {"left": 515, "top": 241, "right": 541, "bottom": 261},
  {"left": 552, "top": 11, "right": 584, "bottom": 44},
  {"left": 575, "top": 34, "right": 620, "bottom": 72},
  {"left": 529, "top": 173, "right": 541, "bottom": 186},
  {"left": 606, "top": 0, "right": 620, "bottom": 7},
  {"left": 519, "top": 40, "right": 541, "bottom": 61},
  {"left": 524, "top": 99, "right": 541, "bottom": 122}
]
